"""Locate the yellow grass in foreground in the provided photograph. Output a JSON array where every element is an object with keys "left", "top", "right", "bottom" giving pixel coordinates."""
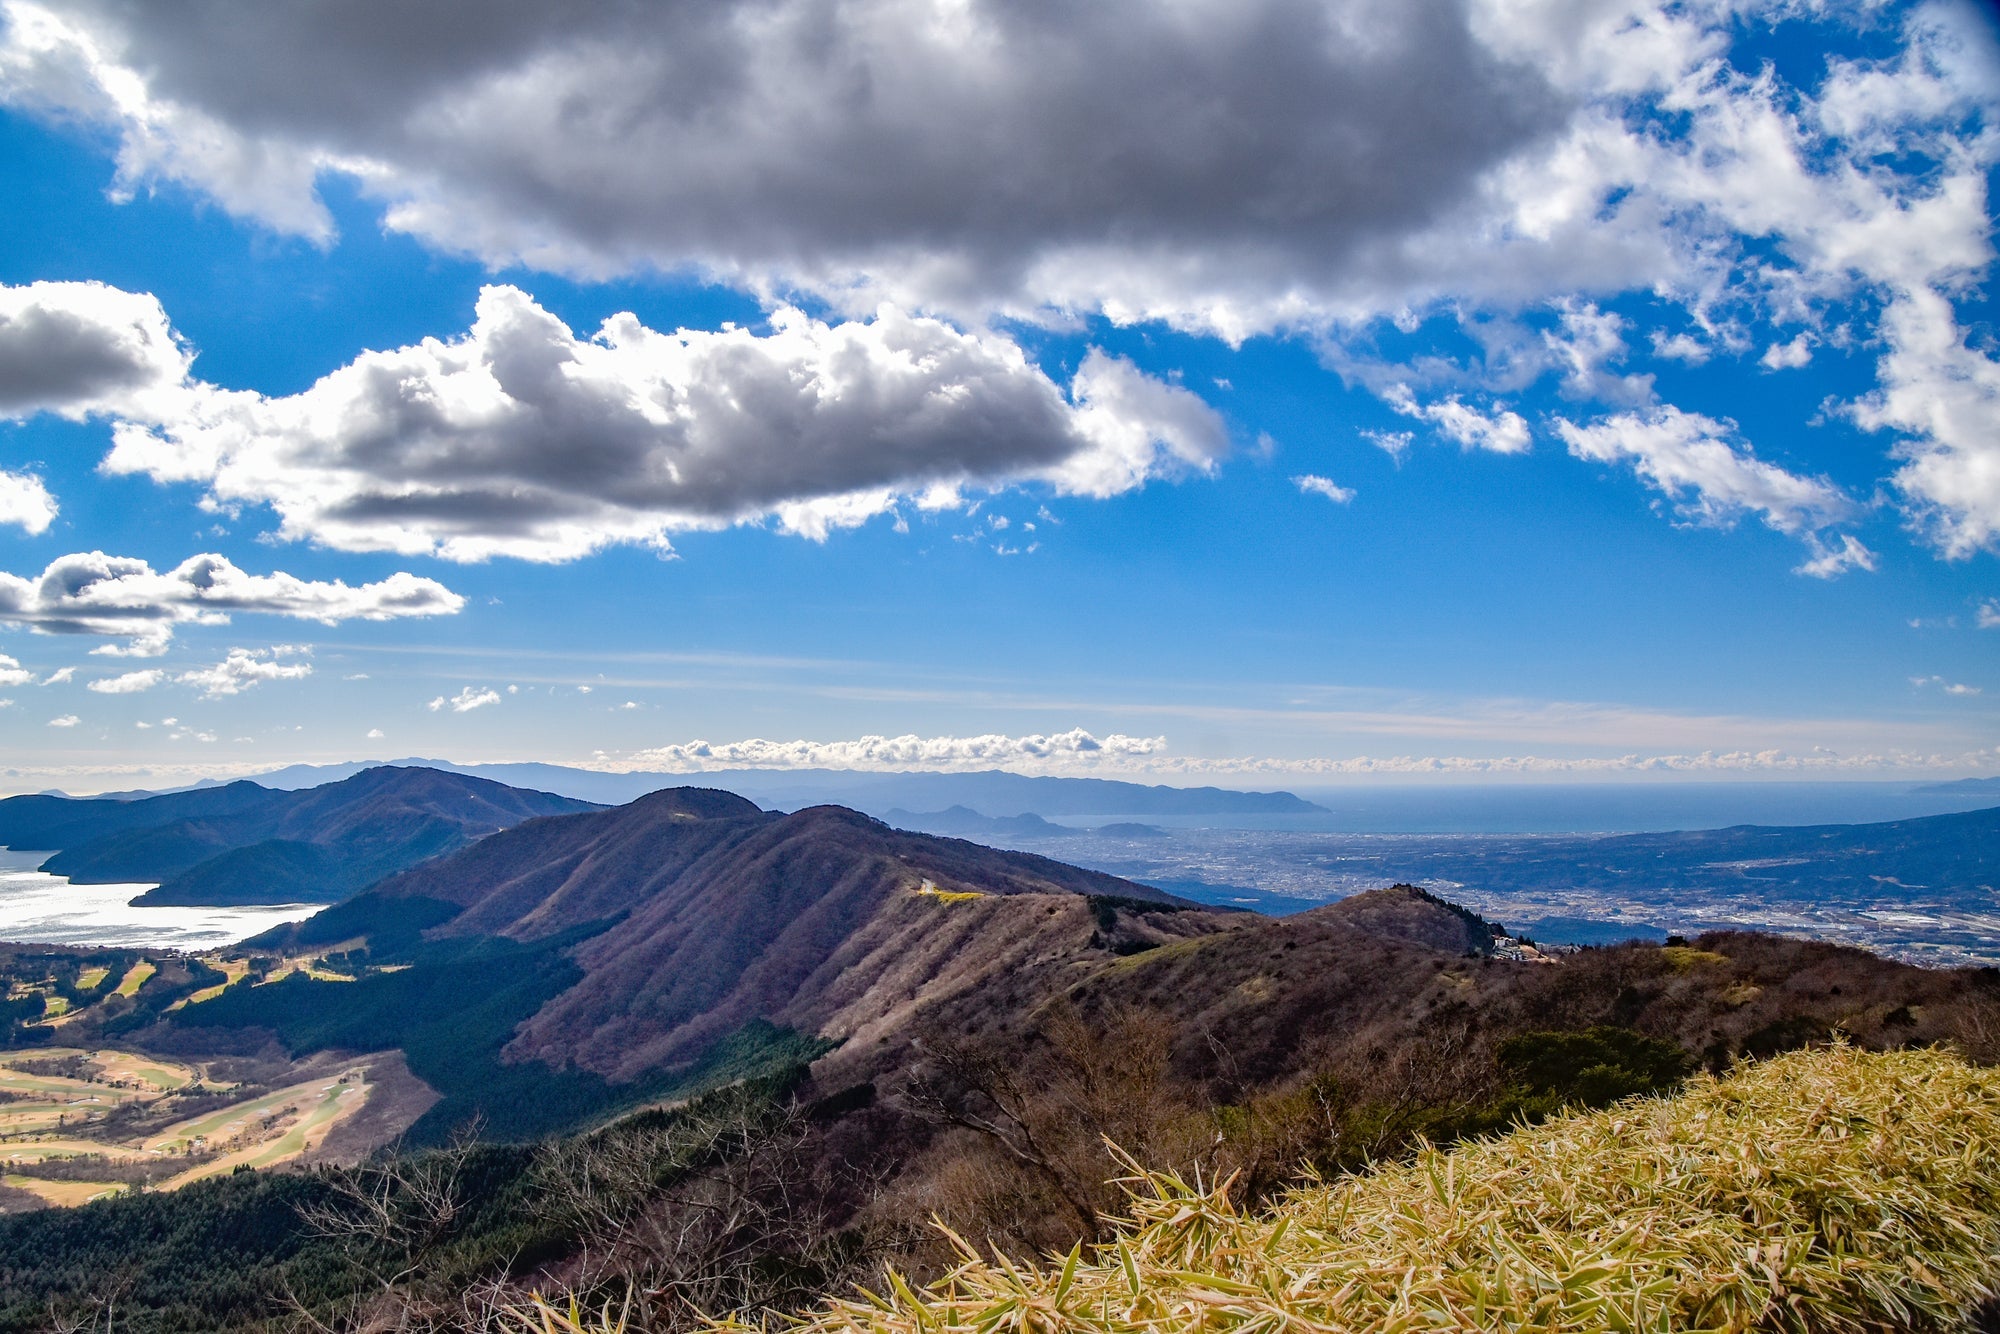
[{"left": 749, "top": 1045, "right": 2000, "bottom": 1333}]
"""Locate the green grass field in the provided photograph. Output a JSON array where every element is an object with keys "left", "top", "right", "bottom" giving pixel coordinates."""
[
  {"left": 113, "top": 960, "right": 157, "bottom": 997},
  {"left": 161, "top": 1077, "right": 363, "bottom": 1187},
  {"left": 170, "top": 958, "right": 250, "bottom": 1009},
  {"left": 0, "top": 1048, "right": 364, "bottom": 1206},
  {"left": 1, "top": 1174, "right": 123, "bottom": 1206}
]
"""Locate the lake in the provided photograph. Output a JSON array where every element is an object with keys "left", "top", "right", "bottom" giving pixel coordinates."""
[{"left": 0, "top": 849, "right": 327, "bottom": 950}]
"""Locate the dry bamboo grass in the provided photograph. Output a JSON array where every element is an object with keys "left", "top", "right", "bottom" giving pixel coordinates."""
[{"left": 769, "top": 1045, "right": 2000, "bottom": 1333}]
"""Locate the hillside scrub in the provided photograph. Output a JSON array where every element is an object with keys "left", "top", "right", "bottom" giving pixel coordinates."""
[{"left": 660, "top": 1045, "right": 2000, "bottom": 1334}]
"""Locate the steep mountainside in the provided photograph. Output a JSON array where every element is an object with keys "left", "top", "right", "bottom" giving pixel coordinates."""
[
  {"left": 255, "top": 788, "right": 1196, "bottom": 1079},
  {"left": 802, "top": 880, "right": 1992, "bottom": 1115},
  {"left": 25, "top": 767, "right": 600, "bottom": 904},
  {"left": 237, "top": 759, "right": 1328, "bottom": 817}
]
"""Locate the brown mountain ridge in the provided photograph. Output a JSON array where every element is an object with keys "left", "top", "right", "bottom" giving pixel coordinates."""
[
  {"left": 217, "top": 773, "right": 1998, "bottom": 1216},
  {"left": 265, "top": 786, "right": 1197, "bottom": 1078}
]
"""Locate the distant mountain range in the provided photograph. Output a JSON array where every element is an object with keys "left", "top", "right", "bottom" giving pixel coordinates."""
[
  {"left": 1914, "top": 776, "right": 2000, "bottom": 795},
  {"left": 170, "top": 758, "right": 1328, "bottom": 819},
  {"left": 0, "top": 767, "right": 599, "bottom": 904},
  {"left": 883, "top": 806, "right": 1176, "bottom": 841}
]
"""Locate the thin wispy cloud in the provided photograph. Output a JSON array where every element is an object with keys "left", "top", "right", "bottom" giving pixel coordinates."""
[
  {"left": 1293, "top": 475, "right": 1356, "bottom": 505},
  {"left": 595, "top": 730, "right": 2000, "bottom": 779},
  {"left": 1557, "top": 407, "right": 1873, "bottom": 577}
]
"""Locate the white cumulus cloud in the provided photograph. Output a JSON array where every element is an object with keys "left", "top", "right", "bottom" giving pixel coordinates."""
[
  {"left": 1385, "top": 385, "right": 1532, "bottom": 455},
  {"left": 0, "top": 0, "right": 1573, "bottom": 333},
  {"left": 177, "top": 646, "right": 311, "bottom": 698},
  {"left": 0, "top": 278, "right": 193, "bottom": 420},
  {"left": 0, "top": 550, "right": 463, "bottom": 653},
  {"left": 1293, "top": 474, "right": 1356, "bottom": 505},
  {"left": 0, "top": 470, "right": 55, "bottom": 533},
  {"left": 46, "top": 713, "right": 77, "bottom": 727},
  {"left": 1649, "top": 332, "right": 1711, "bottom": 365},
  {"left": 90, "top": 286, "right": 1226, "bottom": 561},
  {"left": 1858, "top": 289, "right": 2000, "bottom": 559},
  {"left": 1759, "top": 334, "right": 1814, "bottom": 371},
  {"left": 85, "top": 668, "right": 160, "bottom": 693},
  {"left": 2, "top": 1, "right": 1998, "bottom": 563}
]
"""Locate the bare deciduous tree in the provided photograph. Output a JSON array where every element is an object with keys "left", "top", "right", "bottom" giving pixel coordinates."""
[
  {"left": 285, "top": 1121, "right": 487, "bottom": 1333},
  {"left": 525, "top": 1091, "right": 868, "bottom": 1333}
]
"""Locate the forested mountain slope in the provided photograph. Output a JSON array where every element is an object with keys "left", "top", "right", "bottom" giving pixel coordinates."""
[{"left": 0, "top": 780, "right": 285, "bottom": 853}]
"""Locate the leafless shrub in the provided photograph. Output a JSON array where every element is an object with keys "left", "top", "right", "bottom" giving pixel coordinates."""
[
  {"left": 525, "top": 1091, "right": 869, "bottom": 1333},
  {"left": 285, "top": 1121, "right": 485, "bottom": 1333},
  {"left": 899, "top": 1000, "right": 1216, "bottom": 1262},
  {"left": 40, "top": 1266, "right": 136, "bottom": 1334}
]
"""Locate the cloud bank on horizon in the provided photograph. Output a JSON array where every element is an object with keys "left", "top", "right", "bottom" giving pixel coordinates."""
[
  {"left": 596, "top": 728, "right": 2000, "bottom": 778},
  {"left": 0, "top": 0, "right": 1994, "bottom": 782}
]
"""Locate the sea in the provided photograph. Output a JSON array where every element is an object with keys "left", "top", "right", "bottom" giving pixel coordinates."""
[{"left": 1153, "top": 780, "right": 2000, "bottom": 834}]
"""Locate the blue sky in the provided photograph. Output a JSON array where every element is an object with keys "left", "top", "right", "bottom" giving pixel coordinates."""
[{"left": 0, "top": 0, "right": 1995, "bottom": 793}]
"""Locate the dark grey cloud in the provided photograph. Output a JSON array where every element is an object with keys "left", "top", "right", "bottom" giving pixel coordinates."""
[{"left": 10, "top": 0, "right": 1568, "bottom": 328}]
